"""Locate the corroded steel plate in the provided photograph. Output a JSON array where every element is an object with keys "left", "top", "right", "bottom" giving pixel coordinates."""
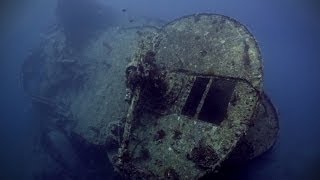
[{"left": 114, "top": 14, "right": 264, "bottom": 179}]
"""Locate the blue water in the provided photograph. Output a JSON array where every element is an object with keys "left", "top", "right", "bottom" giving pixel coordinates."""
[{"left": 1, "top": 0, "right": 320, "bottom": 179}]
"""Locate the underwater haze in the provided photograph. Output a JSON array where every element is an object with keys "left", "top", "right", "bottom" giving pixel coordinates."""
[{"left": 1, "top": 0, "right": 320, "bottom": 179}]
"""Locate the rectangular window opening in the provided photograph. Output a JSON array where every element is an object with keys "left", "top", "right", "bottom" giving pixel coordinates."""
[
  {"left": 181, "top": 77, "right": 210, "bottom": 117},
  {"left": 198, "top": 78, "right": 236, "bottom": 125}
]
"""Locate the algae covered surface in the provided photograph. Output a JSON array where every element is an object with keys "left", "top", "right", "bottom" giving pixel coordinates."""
[{"left": 21, "top": 7, "right": 279, "bottom": 178}]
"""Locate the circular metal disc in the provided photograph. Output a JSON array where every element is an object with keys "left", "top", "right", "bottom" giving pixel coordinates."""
[
  {"left": 222, "top": 93, "right": 279, "bottom": 168},
  {"left": 245, "top": 93, "right": 279, "bottom": 159},
  {"left": 155, "top": 13, "right": 263, "bottom": 90}
]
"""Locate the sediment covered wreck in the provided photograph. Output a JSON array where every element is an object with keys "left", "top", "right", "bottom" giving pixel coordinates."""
[{"left": 22, "top": 3, "right": 278, "bottom": 179}]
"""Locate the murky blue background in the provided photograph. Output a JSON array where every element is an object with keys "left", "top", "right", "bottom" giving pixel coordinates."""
[{"left": 1, "top": 0, "right": 320, "bottom": 179}]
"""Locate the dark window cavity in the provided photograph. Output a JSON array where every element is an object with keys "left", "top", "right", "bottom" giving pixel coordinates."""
[
  {"left": 181, "top": 77, "right": 210, "bottom": 117},
  {"left": 198, "top": 79, "right": 236, "bottom": 125}
]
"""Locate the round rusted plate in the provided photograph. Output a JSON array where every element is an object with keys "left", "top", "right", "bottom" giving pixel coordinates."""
[
  {"left": 245, "top": 93, "right": 279, "bottom": 159},
  {"left": 222, "top": 93, "right": 279, "bottom": 167},
  {"left": 155, "top": 13, "right": 263, "bottom": 91},
  {"left": 235, "top": 93, "right": 279, "bottom": 160}
]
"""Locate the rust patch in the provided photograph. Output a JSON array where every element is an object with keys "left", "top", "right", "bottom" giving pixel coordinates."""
[
  {"left": 164, "top": 168, "right": 179, "bottom": 180},
  {"left": 173, "top": 129, "right": 182, "bottom": 140},
  {"left": 154, "top": 129, "right": 166, "bottom": 142},
  {"left": 187, "top": 141, "right": 219, "bottom": 170}
]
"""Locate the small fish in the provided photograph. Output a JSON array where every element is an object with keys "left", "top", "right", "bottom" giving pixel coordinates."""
[
  {"left": 129, "top": 19, "right": 134, "bottom": 23},
  {"left": 122, "top": 8, "right": 127, "bottom": 12}
]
